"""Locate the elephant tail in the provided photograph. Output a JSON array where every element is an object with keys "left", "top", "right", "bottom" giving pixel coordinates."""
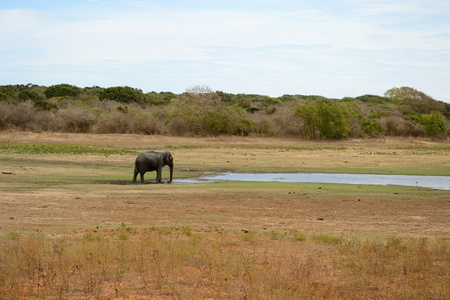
[{"left": 132, "top": 162, "right": 139, "bottom": 183}]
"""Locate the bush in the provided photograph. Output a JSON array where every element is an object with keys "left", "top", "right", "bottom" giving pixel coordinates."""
[
  {"left": 99, "top": 86, "right": 144, "bottom": 103},
  {"left": 0, "top": 85, "right": 21, "bottom": 101},
  {"left": 411, "top": 113, "right": 447, "bottom": 138},
  {"left": 0, "top": 103, "right": 11, "bottom": 129},
  {"left": 165, "top": 103, "right": 199, "bottom": 136},
  {"left": 249, "top": 114, "right": 277, "bottom": 136},
  {"left": 0, "top": 89, "right": 9, "bottom": 101},
  {"left": 316, "top": 101, "right": 350, "bottom": 139},
  {"left": 1, "top": 83, "right": 449, "bottom": 139},
  {"left": 167, "top": 115, "right": 190, "bottom": 136},
  {"left": 201, "top": 107, "right": 246, "bottom": 135},
  {"left": 130, "top": 112, "right": 165, "bottom": 135},
  {"left": 58, "top": 107, "right": 95, "bottom": 133},
  {"left": 33, "top": 99, "right": 58, "bottom": 111},
  {"left": 296, "top": 101, "right": 350, "bottom": 139},
  {"left": 386, "top": 86, "right": 446, "bottom": 114},
  {"left": 295, "top": 103, "right": 318, "bottom": 139},
  {"left": 146, "top": 91, "right": 175, "bottom": 106},
  {"left": 272, "top": 105, "right": 300, "bottom": 136},
  {"left": 379, "top": 115, "right": 422, "bottom": 136},
  {"left": 165, "top": 89, "right": 249, "bottom": 136},
  {"left": 362, "top": 119, "right": 383, "bottom": 137},
  {"left": 93, "top": 104, "right": 166, "bottom": 135},
  {"left": 18, "top": 89, "right": 45, "bottom": 102},
  {"left": 95, "top": 111, "right": 130, "bottom": 134},
  {"left": 5, "top": 102, "right": 36, "bottom": 130},
  {"left": 44, "top": 84, "right": 82, "bottom": 99}
]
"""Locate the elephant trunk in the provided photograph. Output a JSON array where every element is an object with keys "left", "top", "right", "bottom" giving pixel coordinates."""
[{"left": 169, "top": 163, "right": 173, "bottom": 183}]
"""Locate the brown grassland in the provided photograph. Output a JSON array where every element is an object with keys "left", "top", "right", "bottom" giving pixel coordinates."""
[{"left": 0, "top": 131, "right": 449, "bottom": 299}]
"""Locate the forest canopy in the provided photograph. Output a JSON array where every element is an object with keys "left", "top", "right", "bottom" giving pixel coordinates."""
[{"left": 0, "top": 83, "right": 449, "bottom": 139}]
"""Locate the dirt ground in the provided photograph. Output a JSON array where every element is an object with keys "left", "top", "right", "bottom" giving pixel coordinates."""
[
  {"left": 1, "top": 186, "right": 449, "bottom": 238},
  {"left": 1, "top": 131, "right": 449, "bottom": 239}
]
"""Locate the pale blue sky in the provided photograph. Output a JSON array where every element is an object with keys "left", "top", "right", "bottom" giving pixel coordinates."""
[{"left": 1, "top": 0, "right": 449, "bottom": 102}]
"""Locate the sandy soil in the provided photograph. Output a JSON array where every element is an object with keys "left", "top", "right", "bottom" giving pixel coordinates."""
[{"left": 1, "top": 185, "right": 449, "bottom": 238}]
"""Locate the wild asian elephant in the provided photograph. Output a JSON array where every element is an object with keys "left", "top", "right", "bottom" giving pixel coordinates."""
[{"left": 132, "top": 151, "right": 173, "bottom": 184}]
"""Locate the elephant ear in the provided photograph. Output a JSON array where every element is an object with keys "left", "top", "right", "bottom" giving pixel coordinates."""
[{"left": 165, "top": 152, "right": 172, "bottom": 164}]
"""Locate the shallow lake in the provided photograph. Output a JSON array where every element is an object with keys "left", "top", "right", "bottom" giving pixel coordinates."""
[{"left": 176, "top": 173, "right": 450, "bottom": 190}]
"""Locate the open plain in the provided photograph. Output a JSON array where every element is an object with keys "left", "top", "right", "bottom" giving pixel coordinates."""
[{"left": 0, "top": 131, "right": 449, "bottom": 299}]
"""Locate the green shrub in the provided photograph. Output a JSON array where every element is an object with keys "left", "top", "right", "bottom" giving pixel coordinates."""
[
  {"left": 362, "top": 119, "right": 383, "bottom": 137},
  {"left": 202, "top": 107, "right": 244, "bottom": 135},
  {"left": 296, "top": 103, "right": 318, "bottom": 138},
  {"left": 146, "top": 91, "right": 175, "bottom": 105},
  {"left": 44, "top": 84, "right": 82, "bottom": 98},
  {"left": 316, "top": 100, "right": 350, "bottom": 139},
  {"left": 33, "top": 99, "right": 58, "bottom": 111},
  {"left": 296, "top": 100, "right": 350, "bottom": 139},
  {"left": 99, "top": 86, "right": 144, "bottom": 103},
  {"left": 411, "top": 113, "right": 447, "bottom": 137},
  {"left": 18, "top": 89, "right": 45, "bottom": 102},
  {"left": 0, "top": 84, "right": 26, "bottom": 101}
]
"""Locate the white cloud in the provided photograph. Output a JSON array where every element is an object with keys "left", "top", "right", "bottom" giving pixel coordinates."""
[
  {"left": 0, "top": 9, "right": 40, "bottom": 34},
  {"left": 1, "top": 1, "right": 449, "bottom": 101},
  {"left": 359, "top": 3, "right": 421, "bottom": 15}
]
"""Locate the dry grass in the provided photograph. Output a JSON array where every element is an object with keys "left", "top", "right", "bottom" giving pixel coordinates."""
[
  {"left": 0, "top": 132, "right": 449, "bottom": 299},
  {"left": 1, "top": 230, "right": 448, "bottom": 299}
]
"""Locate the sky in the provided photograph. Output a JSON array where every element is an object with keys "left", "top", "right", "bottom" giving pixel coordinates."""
[{"left": 1, "top": 0, "right": 449, "bottom": 102}]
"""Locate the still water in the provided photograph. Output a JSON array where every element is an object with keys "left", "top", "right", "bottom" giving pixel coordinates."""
[{"left": 176, "top": 173, "right": 450, "bottom": 190}]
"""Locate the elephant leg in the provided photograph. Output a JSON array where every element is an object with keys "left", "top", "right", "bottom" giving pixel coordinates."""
[
  {"left": 140, "top": 171, "right": 145, "bottom": 183},
  {"left": 156, "top": 169, "right": 162, "bottom": 183}
]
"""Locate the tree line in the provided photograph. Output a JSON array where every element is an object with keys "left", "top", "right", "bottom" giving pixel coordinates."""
[{"left": 0, "top": 83, "right": 449, "bottom": 139}]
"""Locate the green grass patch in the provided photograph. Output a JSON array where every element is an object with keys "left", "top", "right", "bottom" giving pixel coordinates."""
[
  {"left": 312, "top": 233, "right": 343, "bottom": 244},
  {"left": 192, "top": 180, "right": 445, "bottom": 196},
  {"left": 0, "top": 142, "right": 137, "bottom": 155},
  {"left": 0, "top": 157, "right": 195, "bottom": 191},
  {"left": 301, "top": 165, "right": 450, "bottom": 176},
  {"left": 392, "top": 145, "right": 450, "bottom": 152}
]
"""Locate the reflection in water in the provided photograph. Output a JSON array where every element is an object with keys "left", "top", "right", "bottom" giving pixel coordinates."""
[{"left": 175, "top": 173, "right": 450, "bottom": 190}]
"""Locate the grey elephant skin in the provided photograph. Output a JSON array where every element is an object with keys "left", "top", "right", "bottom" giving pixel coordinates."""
[{"left": 133, "top": 151, "right": 173, "bottom": 184}]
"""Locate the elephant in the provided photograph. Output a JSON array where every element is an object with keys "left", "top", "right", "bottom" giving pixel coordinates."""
[{"left": 133, "top": 151, "right": 173, "bottom": 184}]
